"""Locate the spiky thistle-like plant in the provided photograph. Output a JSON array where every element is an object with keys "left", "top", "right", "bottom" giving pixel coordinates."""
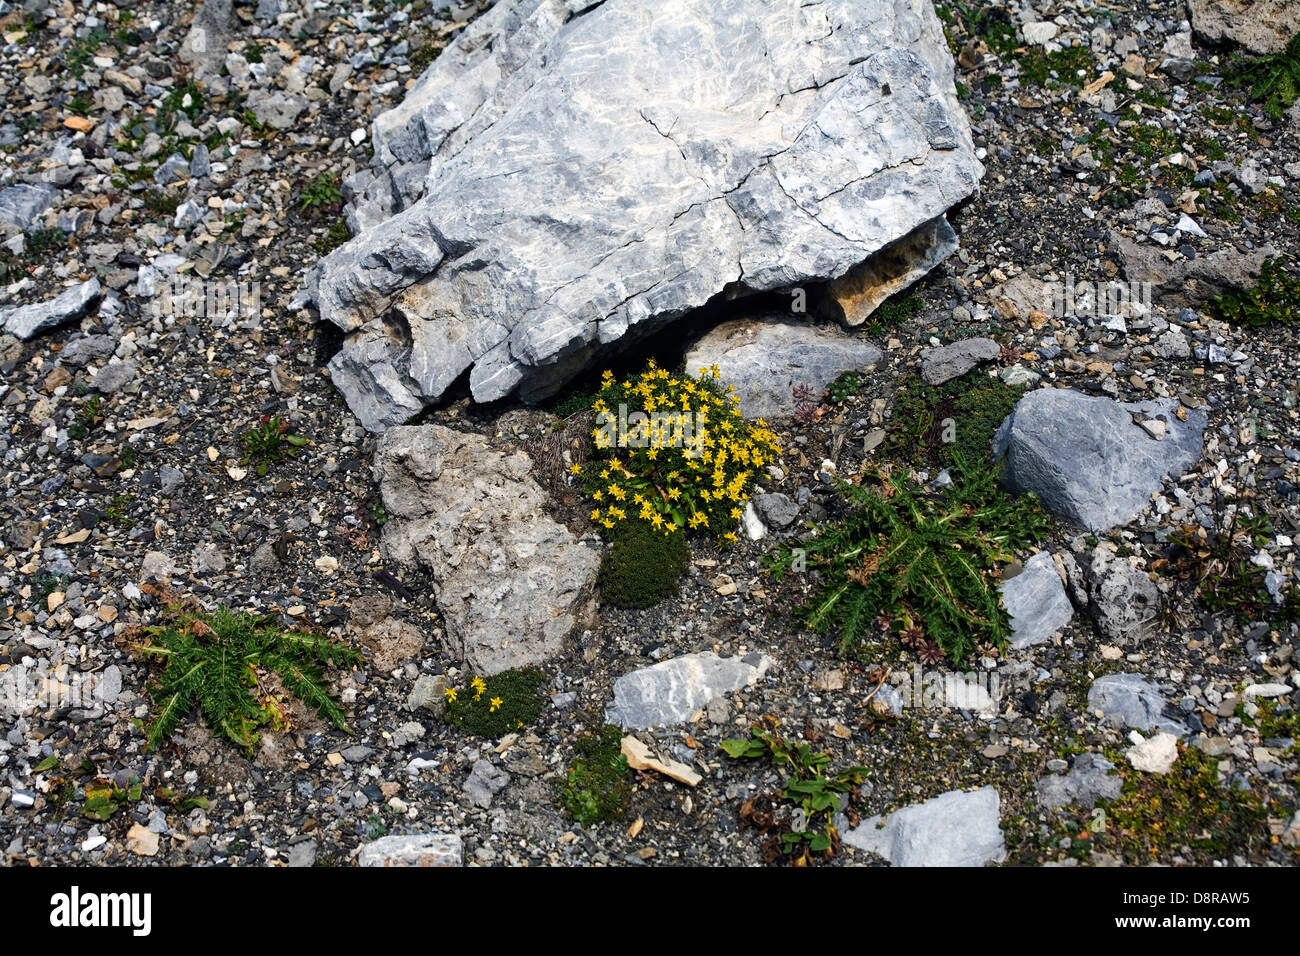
[
  {"left": 769, "top": 454, "right": 1051, "bottom": 666},
  {"left": 139, "top": 607, "right": 358, "bottom": 753}
]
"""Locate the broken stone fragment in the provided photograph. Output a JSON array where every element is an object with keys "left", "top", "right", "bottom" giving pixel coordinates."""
[
  {"left": 684, "top": 316, "right": 883, "bottom": 420},
  {"left": 1, "top": 278, "right": 102, "bottom": 341}
]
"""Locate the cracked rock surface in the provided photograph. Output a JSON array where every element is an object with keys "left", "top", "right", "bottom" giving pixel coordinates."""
[{"left": 307, "top": 0, "right": 981, "bottom": 429}]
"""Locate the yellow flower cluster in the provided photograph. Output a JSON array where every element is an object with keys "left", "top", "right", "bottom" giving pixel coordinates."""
[
  {"left": 445, "top": 676, "right": 504, "bottom": 712},
  {"left": 579, "top": 361, "right": 781, "bottom": 541}
]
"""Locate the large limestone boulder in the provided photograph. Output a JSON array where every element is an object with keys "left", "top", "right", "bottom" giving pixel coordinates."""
[
  {"left": 305, "top": 0, "right": 982, "bottom": 430},
  {"left": 373, "top": 424, "right": 599, "bottom": 675}
]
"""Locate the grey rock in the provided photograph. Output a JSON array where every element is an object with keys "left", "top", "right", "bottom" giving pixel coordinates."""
[
  {"left": 357, "top": 832, "right": 463, "bottom": 867},
  {"left": 189, "top": 144, "right": 211, "bottom": 179},
  {"left": 159, "top": 466, "right": 185, "bottom": 495},
  {"left": 374, "top": 425, "right": 599, "bottom": 675},
  {"left": 248, "top": 91, "right": 309, "bottom": 130},
  {"left": 173, "top": 201, "right": 205, "bottom": 230},
  {"left": 0, "top": 183, "right": 57, "bottom": 230},
  {"left": 753, "top": 492, "right": 799, "bottom": 530},
  {"left": 95, "top": 666, "right": 123, "bottom": 706},
  {"left": 1189, "top": 0, "right": 1300, "bottom": 54},
  {"left": 1036, "top": 753, "right": 1122, "bottom": 809},
  {"left": 1, "top": 278, "right": 102, "bottom": 341},
  {"left": 307, "top": 0, "right": 981, "bottom": 427},
  {"left": 1084, "top": 549, "right": 1160, "bottom": 644},
  {"left": 1153, "top": 327, "right": 1190, "bottom": 359},
  {"left": 92, "top": 359, "right": 137, "bottom": 394},
  {"left": 287, "top": 839, "right": 318, "bottom": 867},
  {"left": 1087, "top": 673, "right": 1188, "bottom": 736},
  {"left": 191, "top": 543, "right": 226, "bottom": 574},
  {"left": 843, "top": 787, "right": 1005, "bottom": 866},
  {"left": 999, "top": 551, "right": 1073, "bottom": 650},
  {"left": 250, "top": 542, "right": 280, "bottom": 573},
  {"left": 406, "top": 674, "right": 450, "bottom": 716},
  {"left": 1112, "top": 231, "right": 1275, "bottom": 309},
  {"left": 606, "top": 651, "right": 771, "bottom": 729},
  {"left": 153, "top": 154, "right": 191, "bottom": 186},
  {"left": 684, "top": 316, "right": 882, "bottom": 419},
  {"left": 992, "top": 388, "right": 1205, "bottom": 532},
  {"left": 391, "top": 720, "right": 426, "bottom": 747},
  {"left": 255, "top": 0, "right": 285, "bottom": 21},
  {"left": 179, "top": 0, "right": 234, "bottom": 79},
  {"left": 920, "top": 337, "right": 1000, "bottom": 385},
  {"left": 462, "top": 758, "right": 510, "bottom": 808},
  {"left": 60, "top": 334, "right": 116, "bottom": 367}
]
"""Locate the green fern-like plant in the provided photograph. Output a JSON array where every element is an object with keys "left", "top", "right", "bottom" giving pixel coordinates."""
[
  {"left": 1229, "top": 31, "right": 1300, "bottom": 122},
  {"left": 139, "top": 607, "right": 358, "bottom": 753},
  {"left": 769, "top": 455, "right": 1050, "bottom": 666}
]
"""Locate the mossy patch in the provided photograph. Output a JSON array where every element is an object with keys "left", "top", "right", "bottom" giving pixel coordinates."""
[
  {"left": 444, "top": 667, "right": 546, "bottom": 738},
  {"left": 1029, "top": 747, "right": 1275, "bottom": 864},
  {"left": 560, "top": 725, "right": 632, "bottom": 827},
  {"left": 885, "top": 370, "right": 1024, "bottom": 469},
  {"left": 597, "top": 521, "right": 689, "bottom": 609}
]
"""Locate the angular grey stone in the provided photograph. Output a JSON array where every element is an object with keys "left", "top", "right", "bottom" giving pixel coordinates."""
[
  {"left": 920, "top": 337, "right": 1000, "bottom": 385},
  {"left": 462, "top": 758, "right": 510, "bottom": 808},
  {"left": 95, "top": 665, "right": 123, "bottom": 706},
  {"left": 179, "top": 0, "right": 234, "bottom": 79},
  {"left": 1153, "top": 327, "right": 1190, "bottom": 359},
  {"left": 287, "top": 839, "right": 318, "bottom": 867},
  {"left": 0, "top": 183, "right": 56, "bottom": 231},
  {"left": 159, "top": 466, "right": 185, "bottom": 495},
  {"left": 93, "top": 359, "right": 137, "bottom": 393},
  {"left": 191, "top": 543, "right": 226, "bottom": 574},
  {"left": 1000, "top": 551, "right": 1073, "bottom": 650},
  {"left": 684, "top": 316, "right": 882, "bottom": 419},
  {"left": 1112, "top": 231, "right": 1275, "bottom": 310},
  {"left": 843, "top": 787, "right": 1004, "bottom": 866},
  {"left": 248, "top": 90, "right": 309, "bottom": 130},
  {"left": 1, "top": 278, "right": 102, "bottom": 341},
  {"left": 189, "top": 144, "right": 211, "bottom": 179},
  {"left": 1036, "top": 753, "right": 1122, "bottom": 809},
  {"left": 306, "top": 0, "right": 982, "bottom": 428},
  {"left": 357, "top": 832, "right": 463, "bottom": 867},
  {"left": 606, "top": 651, "right": 771, "bottom": 729},
  {"left": 1084, "top": 549, "right": 1160, "bottom": 644},
  {"left": 406, "top": 674, "right": 450, "bottom": 716},
  {"left": 153, "top": 154, "right": 191, "bottom": 186},
  {"left": 1087, "top": 673, "right": 1188, "bottom": 736},
  {"left": 374, "top": 424, "right": 599, "bottom": 675},
  {"left": 391, "top": 720, "right": 426, "bottom": 748},
  {"left": 254, "top": 0, "right": 285, "bottom": 21},
  {"left": 992, "top": 388, "right": 1206, "bottom": 532},
  {"left": 753, "top": 492, "right": 799, "bottom": 530},
  {"left": 250, "top": 542, "right": 280, "bottom": 573},
  {"left": 60, "top": 334, "right": 116, "bottom": 367}
]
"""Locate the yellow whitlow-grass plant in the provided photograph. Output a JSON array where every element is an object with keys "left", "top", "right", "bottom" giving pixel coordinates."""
[{"left": 573, "top": 361, "right": 781, "bottom": 542}]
